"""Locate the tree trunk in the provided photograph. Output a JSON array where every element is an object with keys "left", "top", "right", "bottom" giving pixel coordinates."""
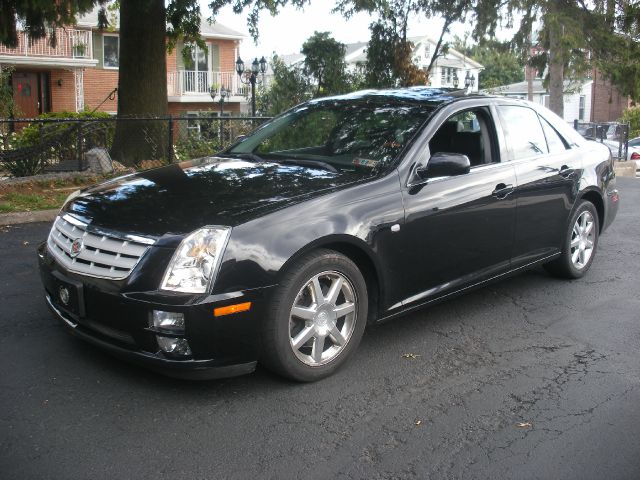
[
  {"left": 547, "top": 4, "right": 564, "bottom": 117},
  {"left": 111, "top": 0, "right": 168, "bottom": 166}
]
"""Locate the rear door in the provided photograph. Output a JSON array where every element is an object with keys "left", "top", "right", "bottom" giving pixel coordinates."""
[
  {"left": 396, "top": 103, "right": 517, "bottom": 309},
  {"left": 495, "top": 105, "right": 582, "bottom": 266}
]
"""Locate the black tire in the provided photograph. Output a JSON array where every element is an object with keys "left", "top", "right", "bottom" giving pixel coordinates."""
[
  {"left": 544, "top": 200, "right": 599, "bottom": 279},
  {"left": 261, "top": 249, "right": 368, "bottom": 382}
]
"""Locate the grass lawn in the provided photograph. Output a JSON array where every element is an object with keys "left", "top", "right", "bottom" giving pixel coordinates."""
[{"left": 0, "top": 175, "right": 105, "bottom": 214}]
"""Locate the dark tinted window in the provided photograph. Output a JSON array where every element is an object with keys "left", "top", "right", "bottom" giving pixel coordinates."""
[
  {"left": 540, "top": 117, "right": 568, "bottom": 153},
  {"left": 230, "top": 101, "right": 433, "bottom": 171},
  {"left": 497, "top": 106, "right": 547, "bottom": 160}
]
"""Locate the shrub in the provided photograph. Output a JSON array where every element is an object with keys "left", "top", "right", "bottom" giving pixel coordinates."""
[
  {"left": 173, "top": 130, "right": 221, "bottom": 162},
  {"left": 3, "top": 111, "right": 114, "bottom": 177},
  {"left": 621, "top": 106, "right": 640, "bottom": 139}
]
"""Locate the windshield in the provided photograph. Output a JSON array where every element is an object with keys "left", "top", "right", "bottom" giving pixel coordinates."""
[{"left": 227, "top": 99, "right": 433, "bottom": 172}]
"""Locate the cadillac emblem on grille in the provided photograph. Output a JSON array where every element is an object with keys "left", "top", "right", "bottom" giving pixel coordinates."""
[{"left": 70, "top": 238, "right": 84, "bottom": 258}]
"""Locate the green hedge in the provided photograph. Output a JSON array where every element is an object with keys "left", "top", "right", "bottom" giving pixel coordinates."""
[
  {"left": 4, "top": 111, "right": 114, "bottom": 177},
  {"left": 621, "top": 107, "right": 640, "bottom": 139}
]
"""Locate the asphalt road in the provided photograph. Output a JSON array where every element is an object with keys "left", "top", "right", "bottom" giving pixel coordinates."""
[{"left": 1, "top": 178, "right": 639, "bottom": 480}]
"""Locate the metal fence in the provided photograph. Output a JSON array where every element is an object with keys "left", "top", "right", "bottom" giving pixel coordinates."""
[
  {"left": 0, "top": 115, "right": 271, "bottom": 177},
  {"left": 573, "top": 120, "right": 630, "bottom": 161}
]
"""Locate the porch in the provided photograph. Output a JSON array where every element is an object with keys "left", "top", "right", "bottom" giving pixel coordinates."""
[
  {"left": 0, "top": 29, "right": 97, "bottom": 68},
  {"left": 167, "top": 70, "right": 248, "bottom": 102}
]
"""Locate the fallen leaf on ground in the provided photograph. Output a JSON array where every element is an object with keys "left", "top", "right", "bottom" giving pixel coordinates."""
[
  {"left": 516, "top": 421, "right": 533, "bottom": 428},
  {"left": 402, "top": 353, "right": 421, "bottom": 359},
  {"left": 415, "top": 420, "right": 422, "bottom": 426},
  {"left": 23, "top": 241, "right": 29, "bottom": 246}
]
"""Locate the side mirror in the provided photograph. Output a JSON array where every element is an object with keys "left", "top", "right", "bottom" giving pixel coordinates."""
[{"left": 418, "top": 152, "right": 471, "bottom": 179}]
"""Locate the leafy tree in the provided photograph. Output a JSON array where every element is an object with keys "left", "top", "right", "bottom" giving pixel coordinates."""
[
  {"left": 0, "top": 66, "right": 18, "bottom": 119},
  {"left": 259, "top": 56, "right": 312, "bottom": 116},
  {"left": 0, "top": 1, "right": 108, "bottom": 48},
  {"left": 473, "top": 0, "right": 640, "bottom": 115},
  {"left": 1, "top": 0, "right": 203, "bottom": 165},
  {"left": 301, "top": 32, "right": 348, "bottom": 95},
  {"left": 336, "top": 0, "right": 427, "bottom": 87},
  {"left": 335, "top": 0, "right": 474, "bottom": 87}
]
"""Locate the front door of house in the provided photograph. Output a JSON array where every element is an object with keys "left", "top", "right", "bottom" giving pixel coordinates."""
[{"left": 12, "top": 72, "right": 40, "bottom": 118}]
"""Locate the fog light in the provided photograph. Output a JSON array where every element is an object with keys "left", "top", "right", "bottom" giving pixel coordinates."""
[
  {"left": 151, "top": 310, "right": 185, "bottom": 333},
  {"left": 157, "top": 336, "right": 192, "bottom": 356}
]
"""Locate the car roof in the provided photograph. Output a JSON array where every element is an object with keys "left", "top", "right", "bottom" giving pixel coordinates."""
[
  {"left": 308, "top": 87, "right": 544, "bottom": 110},
  {"left": 308, "top": 87, "right": 488, "bottom": 106}
]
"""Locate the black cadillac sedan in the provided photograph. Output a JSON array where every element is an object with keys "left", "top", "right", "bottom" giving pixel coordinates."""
[{"left": 38, "top": 88, "right": 619, "bottom": 381}]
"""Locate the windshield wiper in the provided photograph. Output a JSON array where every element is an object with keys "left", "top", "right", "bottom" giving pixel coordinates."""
[
  {"left": 218, "top": 152, "right": 265, "bottom": 163},
  {"left": 274, "top": 157, "right": 339, "bottom": 173},
  {"left": 219, "top": 152, "right": 338, "bottom": 173}
]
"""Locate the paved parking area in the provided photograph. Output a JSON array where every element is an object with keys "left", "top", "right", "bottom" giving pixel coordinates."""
[{"left": 1, "top": 178, "right": 639, "bottom": 480}]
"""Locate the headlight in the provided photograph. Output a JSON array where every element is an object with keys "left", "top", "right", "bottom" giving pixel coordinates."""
[{"left": 160, "top": 227, "right": 231, "bottom": 294}]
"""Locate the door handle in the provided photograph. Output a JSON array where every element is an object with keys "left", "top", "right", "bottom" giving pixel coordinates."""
[
  {"left": 559, "top": 165, "right": 574, "bottom": 178},
  {"left": 492, "top": 183, "right": 514, "bottom": 199}
]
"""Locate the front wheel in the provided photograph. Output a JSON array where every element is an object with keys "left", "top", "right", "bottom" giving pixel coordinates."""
[
  {"left": 261, "top": 249, "right": 368, "bottom": 382},
  {"left": 544, "top": 200, "right": 599, "bottom": 279}
]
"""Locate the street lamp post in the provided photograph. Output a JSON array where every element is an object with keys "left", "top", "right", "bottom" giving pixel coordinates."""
[
  {"left": 464, "top": 71, "right": 476, "bottom": 92},
  {"left": 235, "top": 56, "right": 268, "bottom": 117},
  {"left": 210, "top": 86, "right": 230, "bottom": 115},
  {"left": 210, "top": 86, "right": 230, "bottom": 142}
]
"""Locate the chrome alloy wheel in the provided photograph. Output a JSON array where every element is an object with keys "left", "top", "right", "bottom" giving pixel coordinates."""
[
  {"left": 289, "top": 271, "right": 357, "bottom": 366},
  {"left": 570, "top": 210, "right": 596, "bottom": 269}
]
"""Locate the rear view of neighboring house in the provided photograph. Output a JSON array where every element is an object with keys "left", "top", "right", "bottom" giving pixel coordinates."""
[{"left": 0, "top": 8, "right": 247, "bottom": 119}]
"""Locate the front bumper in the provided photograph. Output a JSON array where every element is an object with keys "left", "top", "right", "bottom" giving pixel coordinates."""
[{"left": 38, "top": 243, "right": 275, "bottom": 380}]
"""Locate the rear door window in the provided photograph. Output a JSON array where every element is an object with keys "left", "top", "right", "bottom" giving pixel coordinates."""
[
  {"left": 497, "top": 106, "right": 548, "bottom": 160},
  {"left": 540, "top": 117, "right": 568, "bottom": 154}
]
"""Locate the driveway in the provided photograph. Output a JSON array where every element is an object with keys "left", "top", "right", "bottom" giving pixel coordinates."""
[{"left": 1, "top": 178, "right": 639, "bottom": 480}]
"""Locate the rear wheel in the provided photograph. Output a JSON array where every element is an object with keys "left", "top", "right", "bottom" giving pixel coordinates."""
[
  {"left": 261, "top": 249, "right": 368, "bottom": 382},
  {"left": 544, "top": 200, "right": 599, "bottom": 279}
]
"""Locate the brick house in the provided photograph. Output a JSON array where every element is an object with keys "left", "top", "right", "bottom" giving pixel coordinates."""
[{"left": 0, "top": 9, "right": 247, "bottom": 119}]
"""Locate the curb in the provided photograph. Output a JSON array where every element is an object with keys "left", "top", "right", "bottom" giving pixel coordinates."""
[{"left": 0, "top": 209, "right": 58, "bottom": 226}]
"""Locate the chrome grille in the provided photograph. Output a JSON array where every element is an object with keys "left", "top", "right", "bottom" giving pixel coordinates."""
[{"left": 47, "top": 215, "right": 154, "bottom": 280}]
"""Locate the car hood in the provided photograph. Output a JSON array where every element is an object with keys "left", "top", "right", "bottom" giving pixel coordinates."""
[{"left": 62, "top": 157, "right": 365, "bottom": 238}]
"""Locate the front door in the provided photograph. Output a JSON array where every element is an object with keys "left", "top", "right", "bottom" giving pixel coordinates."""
[
  {"left": 398, "top": 106, "right": 517, "bottom": 309},
  {"left": 12, "top": 72, "right": 40, "bottom": 118}
]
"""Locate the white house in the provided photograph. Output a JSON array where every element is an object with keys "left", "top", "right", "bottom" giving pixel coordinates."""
[{"left": 485, "top": 78, "right": 592, "bottom": 123}]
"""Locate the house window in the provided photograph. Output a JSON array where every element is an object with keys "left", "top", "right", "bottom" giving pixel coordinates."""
[
  {"left": 579, "top": 95, "right": 586, "bottom": 120},
  {"left": 441, "top": 67, "right": 446, "bottom": 84},
  {"left": 103, "top": 35, "right": 119, "bottom": 68},
  {"left": 424, "top": 44, "right": 431, "bottom": 58},
  {"left": 184, "top": 44, "right": 209, "bottom": 73}
]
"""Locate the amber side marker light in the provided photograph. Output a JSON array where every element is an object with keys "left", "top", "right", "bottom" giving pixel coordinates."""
[{"left": 214, "top": 302, "right": 252, "bottom": 317}]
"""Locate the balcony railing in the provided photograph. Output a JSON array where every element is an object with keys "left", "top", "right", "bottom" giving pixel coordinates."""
[
  {"left": 0, "top": 28, "right": 93, "bottom": 59},
  {"left": 167, "top": 70, "right": 249, "bottom": 98}
]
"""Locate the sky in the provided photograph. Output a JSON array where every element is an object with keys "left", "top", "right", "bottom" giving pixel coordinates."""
[{"left": 206, "top": 2, "right": 512, "bottom": 62}]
